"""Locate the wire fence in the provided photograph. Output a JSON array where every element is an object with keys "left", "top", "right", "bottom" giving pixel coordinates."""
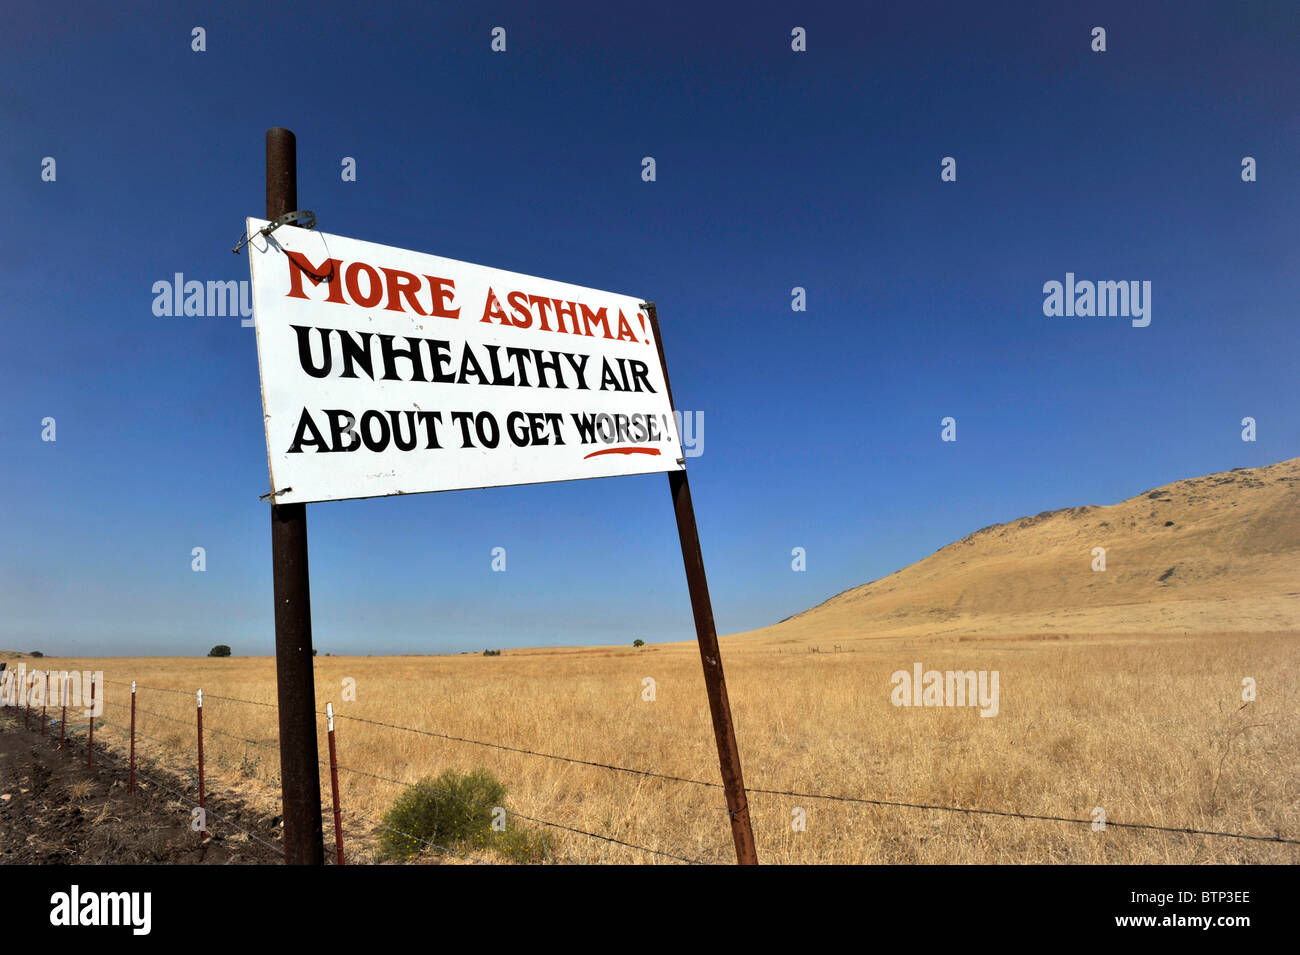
[{"left": 1, "top": 667, "right": 1297, "bottom": 865}]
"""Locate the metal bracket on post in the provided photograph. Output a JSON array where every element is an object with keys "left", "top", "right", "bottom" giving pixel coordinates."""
[
  {"left": 233, "top": 209, "right": 317, "bottom": 254},
  {"left": 642, "top": 303, "right": 691, "bottom": 470}
]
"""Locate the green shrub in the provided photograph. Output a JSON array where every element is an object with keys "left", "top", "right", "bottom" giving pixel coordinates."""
[
  {"left": 208, "top": 645, "right": 232, "bottom": 658},
  {"left": 377, "top": 768, "right": 556, "bottom": 863},
  {"left": 468, "top": 822, "right": 557, "bottom": 864},
  {"left": 632, "top": 639, "right": 645, "bottom": 647}
]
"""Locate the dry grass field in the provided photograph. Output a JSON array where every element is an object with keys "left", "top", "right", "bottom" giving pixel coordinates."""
[
  {"left": 4, "top": 629, "right": 1296, "bottom": 864},
  {"left": 3, "top": 458, "right": 1296, "bottom": 864}
]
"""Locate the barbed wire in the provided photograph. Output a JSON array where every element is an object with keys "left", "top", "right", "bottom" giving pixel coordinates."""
[
  {"left": 99, "top": 679, "right": 191, "bottom": 698},
  {"left": 99, "top": 679, "right": 274, "bottom": 709},
  {"left": 18, "top": 685, "right": 1300, "bottom": 853},
  {"left": 105, "top": 701, "right": 276, "bottom": 756},
  {"left": 343, "top": 808, "right": 496, "bottom": 865},
  {"left": 95, "top": 686, "right": 717, "bottom": 859},
  {"left": 740, "top": 784, "right": 1300, "bottom": 846},
  {"left": 313, "top": 707, "right": 1300, "bottom": 848},
  {"left": 323, "top": 709, "right": 728, "bottom": 791},
  {"left": 71, "top": 722, "right": 286, "bottom": 858},
  {"left": 34, "top": 697, "right": 696, "bottom": 863},
  {"left": 326, "top": 760, "right": 709, "bottom": 864},
  {"left": 97, "top": 715, "right": 285, "bottom": 801}
]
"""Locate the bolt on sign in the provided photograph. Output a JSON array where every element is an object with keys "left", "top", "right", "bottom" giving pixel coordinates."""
[{"left": 245, "top": 219, "right": 684, "bottom": 504}]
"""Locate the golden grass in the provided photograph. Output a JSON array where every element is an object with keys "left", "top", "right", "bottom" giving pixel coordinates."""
[{"left": 5, "top": 629, "right": 1297, "bottom": 864}]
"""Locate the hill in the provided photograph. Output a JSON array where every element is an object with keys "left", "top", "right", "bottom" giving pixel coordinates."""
[{"left": 739, "top": 457, "right": 1300, "bottom": 642}]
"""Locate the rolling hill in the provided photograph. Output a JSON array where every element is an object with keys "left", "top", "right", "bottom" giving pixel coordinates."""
[{"left": 739, "top": 457, "right": 1300, "bottom": 642}]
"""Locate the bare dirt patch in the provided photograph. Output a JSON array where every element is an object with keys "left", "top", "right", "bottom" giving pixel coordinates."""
[{"left": 0, "top": 716, "right": 283, "bottom": 864}]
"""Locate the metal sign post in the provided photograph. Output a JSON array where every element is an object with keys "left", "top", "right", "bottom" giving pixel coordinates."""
[
  {"left": 643, "top": 302, "right": 758, "bottom": 865},
  {"left": 265, "top": 127, "right": 325, "bottom": 865}
]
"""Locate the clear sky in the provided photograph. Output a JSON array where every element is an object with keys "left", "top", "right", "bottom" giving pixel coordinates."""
[{"left": 1, "top": 1, "right": 1296, "bottom": 656}]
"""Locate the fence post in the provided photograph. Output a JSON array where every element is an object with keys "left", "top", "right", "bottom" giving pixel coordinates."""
[
  {"left": 60, "top": 675, "right": 67, "bottom": 747},
  {"left": 40, "top": 672, "right": 47, "bottom": 736},
  {"left": 87, "top": 676, "right": 95, "bottom": 767},
  {"left": 129, "top": 681, "right": 137, "bottom": 795},
  {"left": 196, "top": 689, "right": 207, "bottom": 840},
  {"left": 326, "top": 703, "right": 345, "bottom": 865},
  {"left": 25, "top": 673, "right": 31, "bottom": 728}
]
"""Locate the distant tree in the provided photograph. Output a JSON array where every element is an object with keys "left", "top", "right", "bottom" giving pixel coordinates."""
[
  {"left": 632, "top": 639, "right": 645, "bottom": 648},
  {"left": 208, "top": 645, "right": 232, "bottom": 658},
  {"left": 29, "top": 651, "right": 44, "bottom": 658},
  {"left": 312, "top": 648, "right": 318, "bottom": 657}
]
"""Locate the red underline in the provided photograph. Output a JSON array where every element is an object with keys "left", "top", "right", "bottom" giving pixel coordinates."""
[{"left": 583, "top": 447, "right": 662, "bottom": 460}]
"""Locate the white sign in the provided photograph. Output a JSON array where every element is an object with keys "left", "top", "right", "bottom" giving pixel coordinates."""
[{"left": 246, "top": 219, "right": 683, "bottom": 505}]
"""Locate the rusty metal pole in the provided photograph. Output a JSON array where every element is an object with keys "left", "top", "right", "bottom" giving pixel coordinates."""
[
  {"left": 196, "top": 689, "right": 207, "bottom": 840},
  {"left": 641, "top": 301, "right": 758, "bottom": 865},
  {"left": 326, "top": 703, "right": 345, "bottom": 865},
  {"left": 266, "top": 126, "right": 326, "bottom": 865},
  {"left": 60, "top": 676, "right": 67, "bottom": 746},
  {"left": 129, "top": 681, "right": 136, "bottom": 794},
  {"left": 87, "top": 677, "right": 94, "bottom": 768},
  {"left": 40, "top": 673, "right": 47, "bottom": 735}
]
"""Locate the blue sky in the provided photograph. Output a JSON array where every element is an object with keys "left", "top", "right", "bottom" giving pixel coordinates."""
[{"left": 2, "top": 1, "right": 1296, "bottom": 656}]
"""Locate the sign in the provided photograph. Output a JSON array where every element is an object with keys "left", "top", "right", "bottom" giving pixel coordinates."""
[{"left": 246, "top": 219, "right": 684, "bottom": 505}]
